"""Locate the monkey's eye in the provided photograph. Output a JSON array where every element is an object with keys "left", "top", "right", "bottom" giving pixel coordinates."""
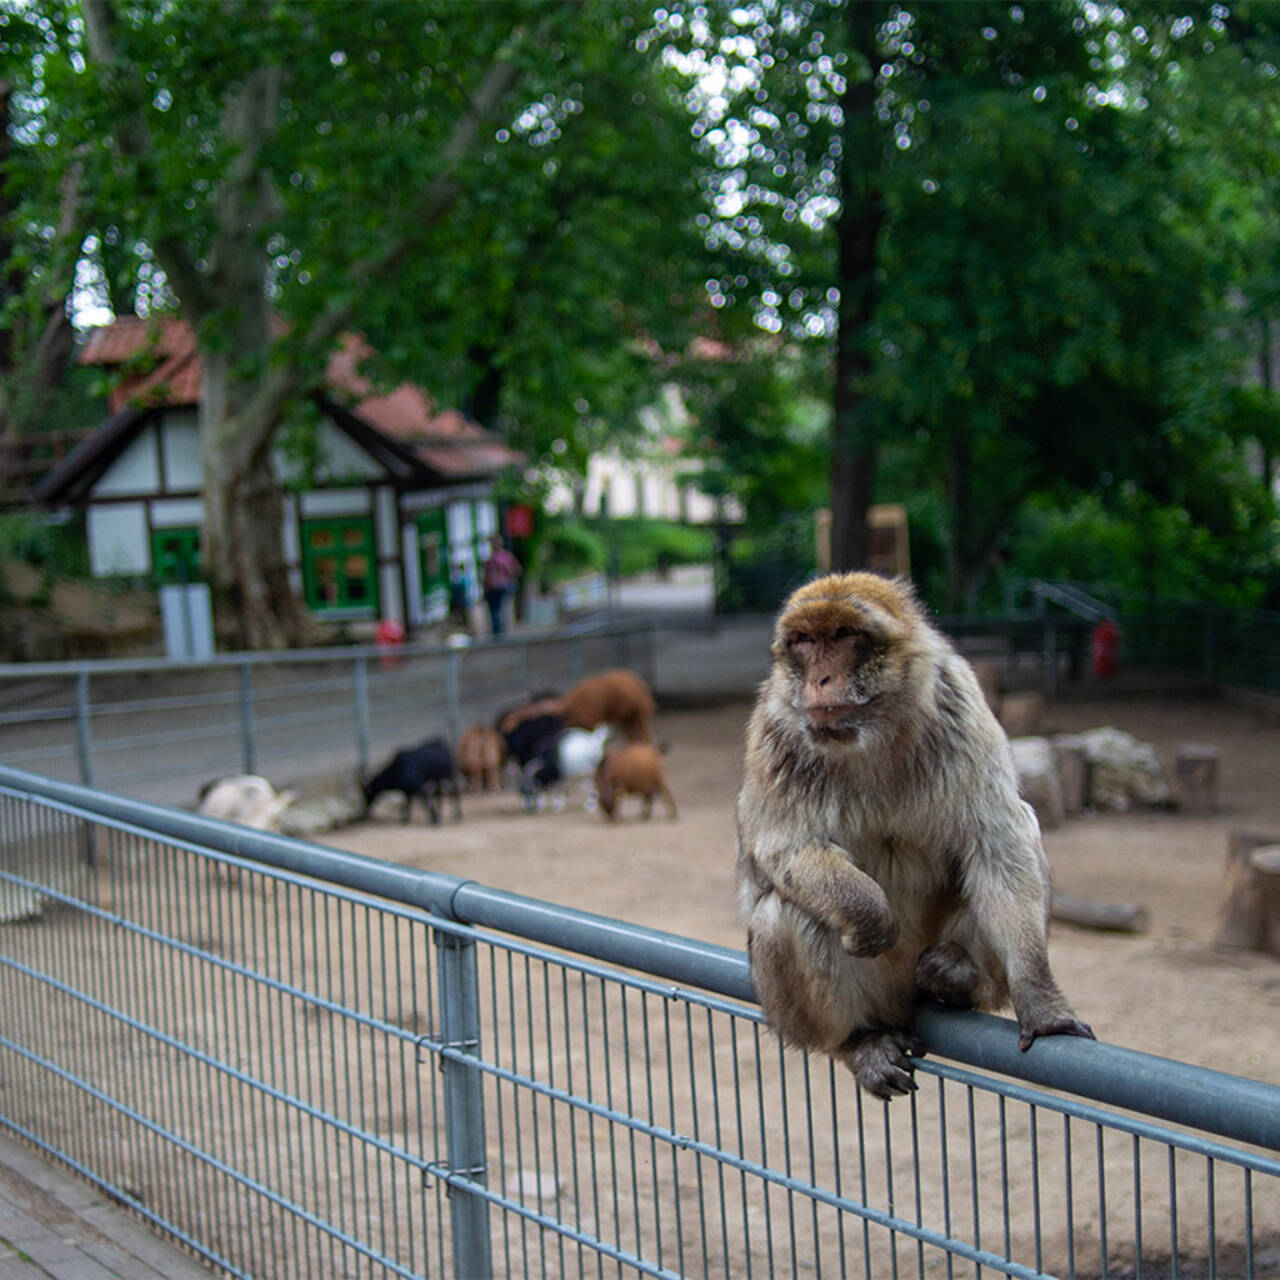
[
  {"left": 788, "top": 631, "right": 814, "bottom": 647},
  {"left": 832, "top": 627, "right": 858, "bottom": 641}
]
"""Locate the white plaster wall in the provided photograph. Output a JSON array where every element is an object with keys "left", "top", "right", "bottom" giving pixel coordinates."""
[
  {"left": 87, "top": 503, "right": 150, "bottom": 576},
  {"left": 281, "top": 495, "right": 299, "bottom": 565},
  {"left": 374, "top": 486, "right": 398, "bottom": 557},
  {"left": 299, "top": 488, "right": 371, "bottom": 517},
  {"left": 446, "top": 500, "right": 473, "bottom": 548},
  {"left": 159, "top": 413, "right": 202, "bottom": 491},
  {"left": 474, "top": 500, "right": 497, "bottom": 540},
  {"left": 402, "top": 525, "right": 423, "bottom": 627},
  {"left": 94, "top": 426, "right": 160, "bottom": 496},
  {"left": 379, "top": 564, "right": 403, "bottom": 625},
  {"left": 274, "top": 421, "right": 381, "bottom": 487},
  {"left": 150, "top": 497, "right": 203, "bottom": 528}
]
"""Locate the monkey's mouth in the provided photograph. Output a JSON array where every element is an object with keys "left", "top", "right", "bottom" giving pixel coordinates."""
[{"left": 805, "top": 704, "right": 867, "bottom": 738}]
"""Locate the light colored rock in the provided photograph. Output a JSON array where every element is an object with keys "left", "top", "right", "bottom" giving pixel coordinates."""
[
  {"left": 1011, "top": 737, "right": 1065, "bottom": 830},
  {"left": 1073, "top": 727, "right": 1171, "bottom": 811}
]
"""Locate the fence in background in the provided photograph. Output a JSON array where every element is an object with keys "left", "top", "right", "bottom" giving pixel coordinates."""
[
  {"left": 2, "top": 764, "right": 1278, "bottom": 1280},
  {"left": 1, "top": 599, "right": 1277, "bottom": 812},
  {"left": 0, "top": 624, "right": 657, "bottom": 807}
]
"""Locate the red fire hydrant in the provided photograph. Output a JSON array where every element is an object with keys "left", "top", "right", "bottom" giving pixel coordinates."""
[
  {"left": 1091, "top": 619, "right": 1121, "bottom": 679},
  {"left": 375, "top": 618, "right": 405, "bottom": 669}
]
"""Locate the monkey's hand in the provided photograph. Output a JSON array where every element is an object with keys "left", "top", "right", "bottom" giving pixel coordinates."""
[
  {"left": 770, "top": 841, "right": 898, "bottom": 958},
  {"left": 1016, "top": 1014, "right": 1096, "bottom": 1052},
  {"left": 842, "top": 1029, "right": 926, "bottom": 1100}
]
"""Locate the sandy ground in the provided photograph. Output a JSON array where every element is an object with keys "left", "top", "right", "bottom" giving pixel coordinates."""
[{"left": 333, "top": 689, "right": 1280, "bottom": 1089}]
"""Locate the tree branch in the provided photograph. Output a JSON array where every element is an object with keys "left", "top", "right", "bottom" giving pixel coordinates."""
[{"left": 81, "top": 0, "right": 218, "bottom": 321}]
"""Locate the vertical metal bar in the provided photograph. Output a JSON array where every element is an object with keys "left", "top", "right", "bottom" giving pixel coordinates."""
[
  {"left": 74, "top": 668, "right": 95, "bottom": 787},
  {"left": 238, "top": 662, "right": 256, "bottom": 776},
  {"left": 445, "top": 649, "right": 462, "bottom": 747},
  {"left": 1133, "top": 1136, "right": 1143, "bottom": 1280},
  {"left": 354, "top": 654, "right": 371, "bottom": 780},
  {"left": 435, "top": 926, "right": 493, "bottom": 1280},
  {"left": 1042, "top": 619, "right": 1058, "bottom": 699}
]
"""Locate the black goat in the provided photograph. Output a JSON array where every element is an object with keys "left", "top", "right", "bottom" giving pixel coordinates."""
[
  {"left": 362, "top": 737, "right": 462, "bottom": 824},
  {"left": 502, "top": 713, "right": 565, "bottom": 770}
]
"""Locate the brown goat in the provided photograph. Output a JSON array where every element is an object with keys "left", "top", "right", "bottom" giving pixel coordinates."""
[
  {"left": 497, "top": 696, "right": 563, "bottom": 736},
  {"left": 457, "top": 724, "right": 506, "bottom": 792},
  {"left": 593, "top": 744, "right": 677, "bottom": 821},
  {"left": 558, "top": 669, "right": 656, "bottom": 743}
]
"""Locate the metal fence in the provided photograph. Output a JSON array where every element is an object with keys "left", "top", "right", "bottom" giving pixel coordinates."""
[
  {"left": 0, "top": 624, "right": 658, "bottom": 807},
  {"left": 3, "top": 598, "right": 1278, "bottom": 812},
  {"left": 2, "top": 764, "right": 1277, "bottom": 1280}
]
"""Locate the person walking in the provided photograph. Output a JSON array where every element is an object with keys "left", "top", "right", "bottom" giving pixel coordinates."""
[{"left": 482, "top": 534, "right": 522, "bottom": 636}]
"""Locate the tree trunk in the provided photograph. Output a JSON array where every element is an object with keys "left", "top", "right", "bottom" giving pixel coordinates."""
[
  {"left": 828, "top": 4, "right": 886, "bottom": 573},
  {"left": 201, "top": 354, "right": 311, "bottom": 651},
  {"left": 1216, "top": 830, "right": 1280, "bottom": 955}
]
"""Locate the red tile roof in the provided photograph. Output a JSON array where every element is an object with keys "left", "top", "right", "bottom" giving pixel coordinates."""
[{"left": 78, "top": 318, "right": 521, "bottom": 480}]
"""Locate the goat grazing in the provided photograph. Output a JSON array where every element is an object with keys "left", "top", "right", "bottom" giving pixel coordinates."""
[
  {"left": 594, "top": 744, "right": 678, "bottom": 821},
  {"left": 363, "top": 738, "right": 462, "bottom": 824},
  {"left": 521, "top": 725, "right": 611, "bottom": 811},
  {"left": 457, "top": 724, "right": 506, "bottom": 792},
  {"left": 197, "top": 775, "right": 296, "bottom": 831}
]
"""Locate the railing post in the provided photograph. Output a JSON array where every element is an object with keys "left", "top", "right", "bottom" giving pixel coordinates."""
[
  {"left": 353, "top": 654, "right": 371, "bottom": 780},
  {"left": 433, "top": 928, "right": 492, "bottom": 1280},
  {"left": 1041, "top": 617, "right": 1058, "bottom": 700},
  {"left": 74, "top": 668, "right": 94, "bottom": 787},
  {"left": 445, "top": 649, "right": 461, "bottom": 746},
  {"left": 238, "top": 662, "right": 256, "bottom": 775}
]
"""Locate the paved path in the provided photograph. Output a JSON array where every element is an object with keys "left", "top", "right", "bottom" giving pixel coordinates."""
[{"left": 0, "top": 1133, "right": 210, "bottom": 1279}]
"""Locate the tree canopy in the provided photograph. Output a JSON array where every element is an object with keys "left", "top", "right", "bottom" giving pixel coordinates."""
[{"left": 4, "top": 0, "right": 1280, "bottom": 632}]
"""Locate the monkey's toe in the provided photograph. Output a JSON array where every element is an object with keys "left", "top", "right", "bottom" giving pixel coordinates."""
[
  {"left": 1017, "top": 1015, "right": 1096, "bottom": 1052},
  {"left": 842, "top": 1030, "right": 926, "bottom": 1100}
]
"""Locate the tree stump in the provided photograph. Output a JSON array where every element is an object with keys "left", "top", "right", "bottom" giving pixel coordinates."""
[
  {"left": 999, "top": 691, "right": 1045, "bottom": 739},
  {"left": 1173, "top": 743, "right": 1219, "bottom": 815},
  {"left": 1051, "top": 738, "right": 1087, "bottom": 816},
  {"left": 1216, "top": 831, "right": 1280, "bottom": 955}
]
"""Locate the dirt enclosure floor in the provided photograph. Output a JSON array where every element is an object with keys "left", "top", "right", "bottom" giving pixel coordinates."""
[
  {"left": 333, "top": 690, "right": 1280, "bottom": 1088},
  {"left": 326, "top": 689, "right": 1280, "bottom": 1277}
]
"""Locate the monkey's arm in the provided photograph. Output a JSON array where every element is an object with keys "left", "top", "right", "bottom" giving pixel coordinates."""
[
  {"left": 741, "top": 835, "right": 898, "bottom": 958},
  {"left": 960, "top": 803, "right": 1094, "bottom": 1049}
]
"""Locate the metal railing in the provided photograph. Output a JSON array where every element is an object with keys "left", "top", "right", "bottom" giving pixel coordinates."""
[
  {"left": 0, "top": 624, "right": 658, "bottom": 806},
  {"left": 2, "top": 764, "right": 1277, "bottom": 1279}
]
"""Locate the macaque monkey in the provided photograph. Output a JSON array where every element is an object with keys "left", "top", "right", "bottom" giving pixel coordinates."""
[{"left": 736, "top": 572, "right": 1093, "bottom": 1099}]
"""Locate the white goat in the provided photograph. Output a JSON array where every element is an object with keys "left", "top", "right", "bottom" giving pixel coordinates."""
[
  {"left": 520, "top": 725, "right": 611, "bottom": 812},
  {"left": 196, "top": 775, "right": 296, "bottom": 831}
]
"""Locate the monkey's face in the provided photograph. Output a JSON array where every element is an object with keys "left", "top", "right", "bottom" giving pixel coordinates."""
[{"left": 770, "top": 574, "right": 916, "bottom": 744}]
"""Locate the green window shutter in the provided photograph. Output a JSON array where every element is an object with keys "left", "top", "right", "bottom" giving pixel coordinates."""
[{"left": 301, "top": 517, "right": 379, "bottom": 613}]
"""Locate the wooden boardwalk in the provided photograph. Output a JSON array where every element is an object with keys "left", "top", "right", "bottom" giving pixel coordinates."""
[{"left": 0, "top": 1133, "right": 211, "bottom": 1279}]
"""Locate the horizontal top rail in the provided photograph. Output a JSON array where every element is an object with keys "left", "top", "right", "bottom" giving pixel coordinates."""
[
  {"left": 0, "top": 618, "right": 658, "bottom": 681},
  {"left": 2, "top": 761, "right": 1278, "bottom": 1156}
]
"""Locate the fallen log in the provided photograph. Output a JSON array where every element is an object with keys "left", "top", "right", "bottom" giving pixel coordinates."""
[{"left": 1051, "top": 893, "right": 1150, "bottom": 934}]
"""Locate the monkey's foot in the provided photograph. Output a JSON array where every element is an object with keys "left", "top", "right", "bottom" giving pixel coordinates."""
[
  {"left": 1017, "top": 1015, "right": 1096, "bottom": 1052},
  {"left": 840, "top": 1029, "right": 926, "bottom": 1100},
  {"left": 913, "top": 942, "right": 979, "bottom": 1007}
]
